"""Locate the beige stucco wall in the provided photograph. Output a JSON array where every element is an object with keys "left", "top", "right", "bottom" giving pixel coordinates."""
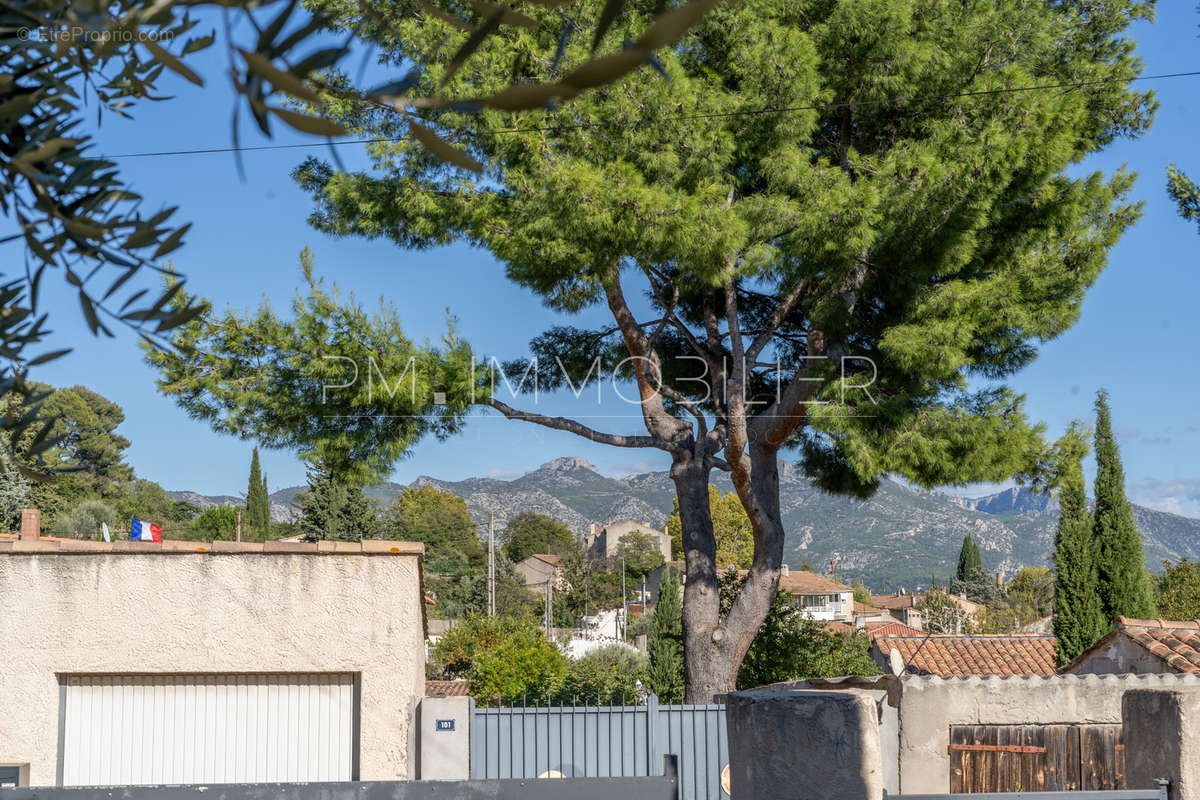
[
  {"left": 1067, "top": 634, "right": 1177, "bottom": 676},
  {"left": 893, "top": 673, "right": 1200, "bottom": 794},
  {"left": 0, "top": 541, "right": 425, "bottom": 786}
]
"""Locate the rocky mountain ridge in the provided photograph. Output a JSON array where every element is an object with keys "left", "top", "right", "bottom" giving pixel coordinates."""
[{"left": 170, "top": 456, "right": 1200, "bottom": 587}]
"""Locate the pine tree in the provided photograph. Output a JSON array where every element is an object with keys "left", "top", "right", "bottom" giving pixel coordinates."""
[
  {"left": 246, "top": 448, "right": 270, "bottom": 537},
  {"left": 646, "top": 568, "right": 684, "bottom": 703},
  {"left": 297, "top": 460, "right": 378, "bottom": 541},
  {"left": 1052, "top": 427, "right": 1105, "bottom": 664},
  {"left": 1093, "top": 391, "right": 1156, "bottom": 621},
  {"left": 956, "top": 536, "right": 982, "bottom": 585}
]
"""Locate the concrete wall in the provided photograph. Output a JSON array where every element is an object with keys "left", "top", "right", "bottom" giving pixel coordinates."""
[
  {"left": 727, "top": 689, "right": 883, "bottom": 800},
  {"left": 1068, "top": 633, "right": 1176, "bottom": 675},
  {"left": 1124, "top": 688, "right": 1200, "bottom": 800},
  {"left": 417, "top": 697, "right": 470, "bottom": 780},
  {"left": 585, "top": 521, "right": 672, "bottom": 563},
  {"left": 892, "top": 674, "right": 1200, "bottom": 794},
  {"left": 0, "top": 541, "right": 426, "bottom": 785}
]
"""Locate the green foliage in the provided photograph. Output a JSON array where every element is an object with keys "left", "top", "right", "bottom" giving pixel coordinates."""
[
  {"left": 617, "top": 529, "right": 665, "bottom": 580},
  {"left": 717, "top": 570, "right": 876, "bottom": 688},
  {"left": 501, "top": 511, "right": 575, "bottom": 563},
  {"left": 1053, "top": 424, "right": 1107, "bottom": 661},
  {"left": 559, "top": 645, "right": 648, "bottom": 705},
  {"left": 6, "top": 384, "right": 132, "bottom": 480},
  {"left": 192, "top": 506, "right": 239, "bottom": 540},
  {"left": 296, "top": 459, "right": 379, "bottom": 542},
  {"left": 383, "top": 485, "right": 481, "bottom": 571},
  {"left": 428, "top": 551, "right": 533, "bottom": 620},
  {"left": 666, "top": 485, "right": 754, "bottom": 569},
  {"left": 1167, "top": 165, "right": 1200, "bottom": 234},
  {"left": 559, "top": 550, "right": 624, "bottom": 618},
  {"left": 246, "top": 448, "right": 271, "bottom": 537},
  {"left": 1092, "top": 391, "right": 1156, "bottom": 621},
  {"left": 0, "top": 440, "right": 31, "bottom": 531},
  {"left": 852, "top": 580, "right": 872, "bottom": 606},
  {"left": 956, "top": 536, "right": 982, "bottom": 584},
  {"left": 1156, "top": 560, "right": 1200, "bottom": 621},
  {"left": 917, "top": 585, "right": 971, "bottom": 634},
  {"left": 956, "top": 565, "right": 1005, "bottom": 607},
  {"left": 52, "top": 500, "right": 117, "bottom": 539},
  {"left": 433, "top": 614, "right": 568, "bottom": 705},
  {"left": 646, "top": 568, "right": 684, "bottom": 703}
]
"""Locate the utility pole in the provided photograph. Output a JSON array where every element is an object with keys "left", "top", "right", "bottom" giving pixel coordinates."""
[
  {"left": 621, "top": 555, "right": 627, "bottom": 642},
  {"left": 236, "top": 511, "right": 242, "bottom": 543},
  {"left": 487, "top": 512, "right": 496, "bottom": 617},
  {"left": 544, "top": 577, "right": 552, "bottom": 636}
]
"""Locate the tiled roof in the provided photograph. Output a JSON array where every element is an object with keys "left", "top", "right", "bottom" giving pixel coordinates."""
[
  {"left": 0, "top": 534, "right": 424, "bottom": 556},
  {"left": 874, "top": 634, "right": 1057, "bottom": 676},
  {"left": 854, "top": 601, "right": 888, "bottom": 614},
  {"left": 824, "top": 621, "right": 854, "bottom": 635},
  {"left": 525, "top": 553, "right": 563, "bottom": 566},
  {"left": 426, "top": 680, "right": 471, "bottom": 697},
  {"left": 871, "top": 593, "right": 920, "bottom": 610},
  {"left": 1112, "top": 617, "right": 1200, "bottom": 674},
  {"left": 863, "top": 621, "right": 924, "bottom": 640},
  {"left": 870, "top": 592, "right": 982, "bottom": 614},
  {"left": 734, "top": 569, "right": 852, "bottom": 595},
  {"left": 778, "top": 570, "right": 851, "bottom": 594}
]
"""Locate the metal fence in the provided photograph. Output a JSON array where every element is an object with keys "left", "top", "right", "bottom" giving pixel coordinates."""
[
  {"left": 0, "top": 758, "right": 679, "bottom": 800},
  {"left": 470, "top": 695, "right": 727, "bottom": 800}
]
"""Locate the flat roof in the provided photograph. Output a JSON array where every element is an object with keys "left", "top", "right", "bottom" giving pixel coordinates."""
[{"left": 0, "top": 534, "right": 424, "bottom": 556}]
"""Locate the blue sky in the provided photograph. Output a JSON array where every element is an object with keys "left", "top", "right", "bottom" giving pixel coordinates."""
[{"left": 24, "top": 5, "right": 1200, "bottom": 516}]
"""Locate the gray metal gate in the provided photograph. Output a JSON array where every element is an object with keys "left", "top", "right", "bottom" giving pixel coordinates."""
[{"left": 470, "top": 695, "right": 727, "bottom": 800}]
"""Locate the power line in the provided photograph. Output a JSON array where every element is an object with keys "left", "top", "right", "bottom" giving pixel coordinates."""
[{"left": 106, "top": 69, "right": 1200, "bottom": 160}]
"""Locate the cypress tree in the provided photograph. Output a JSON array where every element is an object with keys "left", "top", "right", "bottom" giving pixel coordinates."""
[
  {"left": 246, "top": 448, "right": 270, "bottom": 537},
  {"left": 646, "top": 568, "right": 684, "bottom": 703},
  {"left": 1092, "top": 390, "right": 1156, "bottom": 621},
  {"left": 956, "top": 536, "right": 982, "bottom": 584},
  {"left": 1052, "top": 428, "right": 1105, "bottom": 664}
]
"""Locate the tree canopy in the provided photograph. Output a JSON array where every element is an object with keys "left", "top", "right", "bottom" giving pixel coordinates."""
[
  {"left": 667, "top": 485, "right": 754, "bottom": 570},
  {"left": 501, "top": 511, "right": 576, "bottom": 563},
  {"left": 1052, "top": 424, "right": 1106, "bottom": 663},
  {"left": 156, "top": 0, "right": 1155, "bottom": 699},
  {"left": 382, "top": 484, "right": 482, "bottom": 570}
]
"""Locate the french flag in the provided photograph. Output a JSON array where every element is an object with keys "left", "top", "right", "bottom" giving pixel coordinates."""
[{"left": 130, "top": 518, "right": 162, "bottom": 543}]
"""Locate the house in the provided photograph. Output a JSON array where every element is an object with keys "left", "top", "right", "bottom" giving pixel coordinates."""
[
  {"left": 768, "top": 566, "right": 854, "bottom": 622},
  {"left": 513, "top": 553, "right": 566, "bottom": 592},
  {"left": 0, "top": 509, "right": 426, "bottom": 787},
  {"left": 852, "top": 600, "right": 897, "bottom": 629},
  {"left": 869, "top": 591, "right": 983, "bottom": 631},
  {"left": 871, "top": 633, "right": 1058, "bottom": 676},
  {"left": 1062, "top": 617, "right": 1200, "bottom": 675},
  {"left": 584, "top": 519, "right": 672, "bottom": 563}
]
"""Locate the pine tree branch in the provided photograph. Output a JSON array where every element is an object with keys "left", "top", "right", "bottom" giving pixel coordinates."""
[{"left": 487, "top": 398, "right": 677, "bottom": 452}]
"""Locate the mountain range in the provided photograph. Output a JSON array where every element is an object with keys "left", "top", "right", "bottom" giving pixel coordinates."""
[{"left": 169, "top": 456, "right": 1200, "bottom": 588}]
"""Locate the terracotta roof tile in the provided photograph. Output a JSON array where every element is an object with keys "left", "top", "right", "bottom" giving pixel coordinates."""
[
  {"left": 874, "top": 634, "right": 1057, "bottom": 676},
  {"left": 0, "top": 536, "right": 424, "bottom": 556},
  {"left": 1112, "top": 617, "right": 1200, "bottom": 674},
  {"left": 735, "top": 569, "right": 852, "bottom": 594},
  {"left": 426, "top": 680, "right": 471, "bottom": 697},
  {"left": 863, "top": 621, "right": 924, "bottom": 640}
]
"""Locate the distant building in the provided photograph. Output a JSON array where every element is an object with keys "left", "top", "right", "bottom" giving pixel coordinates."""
[
  {"left": 513, "top": 553, "right": 566, "bottom": 592},
  {"left": 584, "top": 519, "right": 672, "bottom": 563},
  {"left": 869, "top": 592, "right": 983, "bottom": 632},
  {"left": 734, "top": 565, "right": 853, "bottom": 622},
  {"left": 1062, "top": 617, "right": 1200, "bottom": 676}
]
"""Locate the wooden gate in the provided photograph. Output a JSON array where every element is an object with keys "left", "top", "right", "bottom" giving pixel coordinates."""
[{"left": 949, "top": 725, "right": 1124, "bottom": 793}]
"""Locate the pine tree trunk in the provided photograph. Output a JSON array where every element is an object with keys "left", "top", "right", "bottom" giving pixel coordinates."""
[{"left": 675, "top": 444, "right": 786, "bottom": 702}]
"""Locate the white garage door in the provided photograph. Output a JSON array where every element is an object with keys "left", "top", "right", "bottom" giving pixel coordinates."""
[{"left": 61, "top": 674, "right": 355, "bottom": 786}]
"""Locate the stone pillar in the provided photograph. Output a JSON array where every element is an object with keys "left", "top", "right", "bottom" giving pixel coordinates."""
[
  {"left": 418, "top": 696, "right": 471, "bottom": 780},
  {"left": 727, "top": 689, "right": 883, "bottom": 800},
  {"left": 1123, "top": 688, "right": 1200, "bottom": 800},
  {"left": 19, "top": 508, "right": 39, "bottom": 540}
]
